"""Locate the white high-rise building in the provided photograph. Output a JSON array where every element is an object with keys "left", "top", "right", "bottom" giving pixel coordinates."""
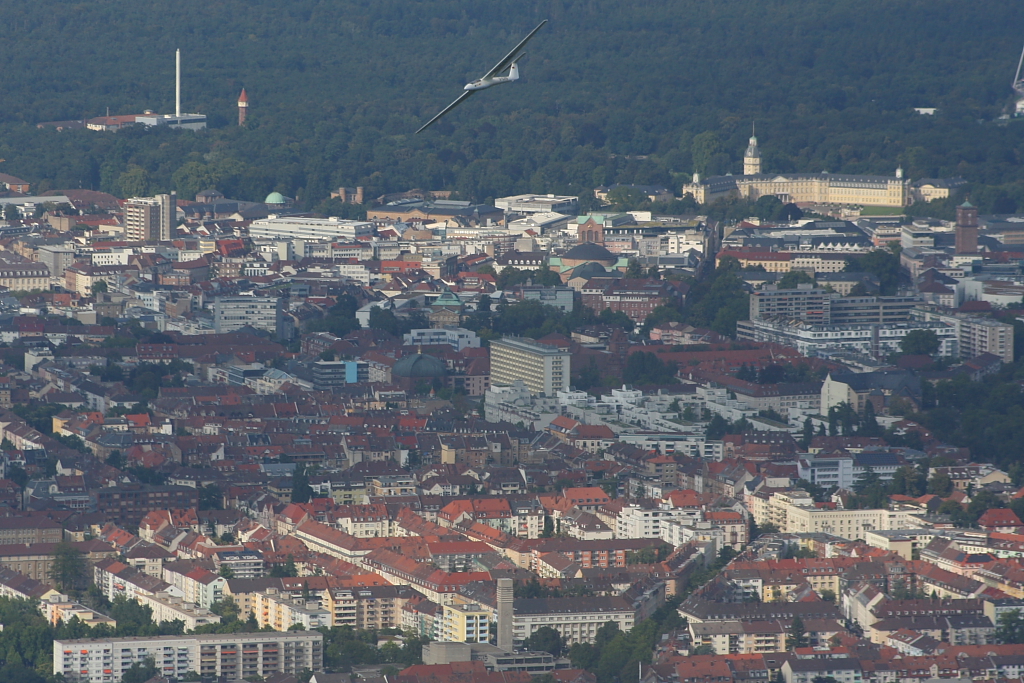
[
  {"left": 124, "top": 194, "right": 175, "bottom": 241},
  {"left": 490, "top": 337, "right": 570, "bottom": 397}
]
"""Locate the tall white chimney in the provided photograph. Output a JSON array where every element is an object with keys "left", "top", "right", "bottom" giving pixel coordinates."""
[{"left": 175, "top": 49, "right": 181, "bottom": 117}]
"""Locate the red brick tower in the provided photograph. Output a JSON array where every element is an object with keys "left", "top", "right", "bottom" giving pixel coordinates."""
[
  {"left": 238, "top": 89, "right": 248, "bottom": 127},
  {"left": 955, "top": 200, "right": 978, "bottom": 254}
]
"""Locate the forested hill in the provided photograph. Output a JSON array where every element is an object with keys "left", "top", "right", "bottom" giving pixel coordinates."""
[{"left": 1, "top": 0, "right": 1024, "bottom": 211}]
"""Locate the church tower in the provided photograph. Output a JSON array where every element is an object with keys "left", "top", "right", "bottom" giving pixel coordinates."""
[
  {"left": 955, "top": 200, "right": 979, "bottom": 254},
  {"left": 238, "top": 88, "right": 248, "bottom": 126},
  {"left": 743, "top": 124, "right": 761, "bottom": 176}
]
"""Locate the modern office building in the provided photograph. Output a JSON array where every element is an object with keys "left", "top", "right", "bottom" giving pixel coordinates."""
[
  {"left": 490, "top": 337, "right": 570, "bottom": 396},
  {"left": 749, "top": 284, "right": 832, "bottom": 324},
  {"left": 829, "top": 295, "right": 922, "bottom": 326},
  {"left": 213, "top": 296, "right": 284, "bottom": 335},
  {"left": 54, "top": 631, "right": 323, "bottom": 683},
  {"left": 93, "top": 484, "right": 200, "bottom": 526},
  {"left": 512, "top": 285, "right": 576, "bottom": 312},
  {"left": 37, "top": 245, "right": 76, "bottom": 279},
  {"left": 248, "top": 216, "right": 375, "bottom": 241},
  {"left": 403, "top": 328, "right": 481, "bottom": 351},
  {"left": 749, "top": 286, "right": 921, "bottom": 326},
  {"left": 494, "top": 194, "right": 579, "bottom": 215},
  {"left": 311, "top": 360, "right": 369, "bottom": 390},
  {"left": 125, "top": 194, "right": 176, "bottom": 242}
]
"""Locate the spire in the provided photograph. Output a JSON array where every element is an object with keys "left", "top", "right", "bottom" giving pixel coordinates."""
[{"left": 744, "top": 123, "right": 761, "bottom": 176}]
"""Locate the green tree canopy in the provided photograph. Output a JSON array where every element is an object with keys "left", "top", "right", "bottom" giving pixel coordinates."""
[
  {"left": 523, "top": 626, "right": 565, "bottom": 657},
  {"left": 899, "top": 329, "right": 941, "bottom": 356},
  {"left": 49, "top": 541, "right": 87, "bottom": 592}
]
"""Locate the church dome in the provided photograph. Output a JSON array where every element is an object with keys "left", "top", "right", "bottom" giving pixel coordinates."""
[
  {"left": 265, "top": 191, "right": 286, "bottom": 205},
  {"left": 568, "top": 261, "right": 611, "bottom": 281},
  {"left": 392, "top": 352, "right": 447, "bottom": 378},
  {"left": 563, "top": 242, "right": 615, "bottom": 264}
]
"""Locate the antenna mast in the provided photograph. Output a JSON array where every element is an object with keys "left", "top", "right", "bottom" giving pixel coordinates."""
[
  {"left": 1015, "top": 42, "right": 1024, "bottom": 96},
  {"left": 175, "top": 49, "right": 181, "bottom": 117}
]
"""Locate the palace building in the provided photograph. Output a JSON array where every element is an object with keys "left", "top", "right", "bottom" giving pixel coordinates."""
[{"left": 682, "top": 133, "right": 911, "bottom": 208}]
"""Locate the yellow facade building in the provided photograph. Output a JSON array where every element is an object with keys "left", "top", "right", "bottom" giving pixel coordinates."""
[
  {"left": 440, "top": 602, "right": 491, "bottom": 643},
  {"left": 684, "top": 135, "right": 911, "bottom": 208}
]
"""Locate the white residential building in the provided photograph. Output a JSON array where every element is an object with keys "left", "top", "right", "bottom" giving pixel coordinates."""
[
  {"left": 512, "top": 597, "right": 635, "bottom": 646},
  {"left": 252, "top": 589, "right": 331, "bottom": 631},
  {"left": 736, "top": 318, "right": 958, "bottom": 358},
  {"left": 403, "top": 327, "right": 481, "bottom": 351},
  {"left": 136, "top": 591, "right": 221, "bottom": 631},
  {"left": 54, "top": 631, "right": 323, "bottom": 683},
  {"left": 616, "top": 504, "right": 689, "bottom": 539}
]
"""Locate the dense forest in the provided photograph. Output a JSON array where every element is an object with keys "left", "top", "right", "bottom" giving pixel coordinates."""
[{"left": 1, "top": 1, "right": 1024, "bottom": 213}]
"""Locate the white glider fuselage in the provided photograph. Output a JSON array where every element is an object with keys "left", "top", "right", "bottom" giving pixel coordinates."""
[
  {"left": 465, "top": 77, "right": 509, "bottom": 91},
  {"left": 465, "top": 62, "right": 520, "bottom": 91}
]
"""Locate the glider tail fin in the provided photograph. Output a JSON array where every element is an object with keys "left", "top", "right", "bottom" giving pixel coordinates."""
[{"left": 508, "top": 55, "right": 524, "bottom": 80}]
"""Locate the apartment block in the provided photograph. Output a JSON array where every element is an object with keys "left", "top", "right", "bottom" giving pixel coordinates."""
[
  {"left": 490, "top": 336, "right": 570, "bottom": 396},
  {"left": 124, "top": 194, "right": 175, "bottom": 242},
  {"left": 689, "top": 619, "right": 786, "bottom": 655},
  {"left": 137, "top": 591, "right": 221, "bottom": 631},
  {"left": 93, "top": 484, "right": 199, "bottom": 526},
  {"left": 911, "top": 306, "right": 1014, "bottom": 363},
  {"left": 252, "top": 588, "right": 330, "bottom": 631},
  {"left": 736, "top": 318, "right": 958, "bottom": 358},
  {"left": 440, "top": 602, "right": 491, "bottom": 643},
  {"left": 43, "top": 596, "right": 116, "bottom": 628},
  {"left": 512, "top": 596, "right": 635, "bottom": 646},
  {"left": 53, "top": 631, "right": 323, "bottom": 683},
  {"left": 213, "top": 550, "right": 265, "bottom": 579}
]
